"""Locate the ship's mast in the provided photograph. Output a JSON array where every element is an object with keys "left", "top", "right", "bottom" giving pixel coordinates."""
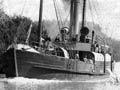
[
  {"left": 38, "top": 0, "right": 43, "bottom": 47},
  {"left": 82, "top": 0, "right": 86, "bottom": 28},
  {"left": 69, "top": 0, "right": 74, "bottom": 38}
]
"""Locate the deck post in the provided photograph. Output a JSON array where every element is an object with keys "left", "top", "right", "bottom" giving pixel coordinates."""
[{"left": 13, "top": 43, "right": 18, "bottom": 77}]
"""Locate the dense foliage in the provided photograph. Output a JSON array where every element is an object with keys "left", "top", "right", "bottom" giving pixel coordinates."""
[{"left": 0, "top": 14, "right": 32, "bottom": 53}]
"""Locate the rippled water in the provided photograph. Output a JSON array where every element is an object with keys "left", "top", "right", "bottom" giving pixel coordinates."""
[
  {"left": 0, "top": 62, "right": 120, "bottom": 90},
  {"left": 0, "top": 76, "right": 119, "bottom": 90}
]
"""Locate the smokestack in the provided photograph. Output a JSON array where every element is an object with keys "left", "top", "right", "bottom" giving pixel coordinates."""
[
  {"left": 69, "top": 0, "right": 80, "bottom": 40},
  {"left": 74, "top": 0, "right": 80, "bottom": 36}
]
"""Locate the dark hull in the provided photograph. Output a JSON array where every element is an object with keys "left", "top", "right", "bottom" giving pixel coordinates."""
[{"left": 0, "top": 48, "right": 111, "bottom": 79}]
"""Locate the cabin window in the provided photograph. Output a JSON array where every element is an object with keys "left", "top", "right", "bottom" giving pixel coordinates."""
[
  {"left": 56, "top": 48, "right": 64, "bottom": 57},
  {"left": 79, "top": 51, "right": 95, "bottom": 63},
  {"left": 68, "top": 50, "right": 77, "bottom": 59}
]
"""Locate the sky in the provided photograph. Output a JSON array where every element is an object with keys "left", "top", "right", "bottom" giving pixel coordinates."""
[
  {"left": 3, "top": 0, "right": 120, "bottom": 40},
  {"left": 4, "top": 0, "right": 65, "bottom": 20}
]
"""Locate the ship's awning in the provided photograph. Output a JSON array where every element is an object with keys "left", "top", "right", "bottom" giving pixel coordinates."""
[
  {"left": 105, "top": 53, "right": 111, "bottom": 62},
  {"left": 92, "top": 52, "right": 111, "bottom": 62},
  {"left": 60, "top": 47, "right": 69, "bottom": 59},
  {"left": 92, "top": 52, "right": 104, "bottom": 61},
  {"left": 8, "top": 44, "right": 40, "bottom": 54}
]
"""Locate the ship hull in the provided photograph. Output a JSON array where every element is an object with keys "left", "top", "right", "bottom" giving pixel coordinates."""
[
  {"left": 0, "top": 48, "right": 97, "bottom": 79},
  {"left": 0, "top": 46, "right": 112, "bottom": 79}
]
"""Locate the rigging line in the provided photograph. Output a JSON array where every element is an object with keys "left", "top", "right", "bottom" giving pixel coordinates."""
[
  {"left": 92, "top": 1, "right": 110, "bottom": 47},
  {"left": 90, "top": 0, "right": 102, "bottom": 28},
  {"left": 14, "top": 0, "right": 30, "bottom": 45},
  {"left": 63, "top": 1, "right": 71, "bottom": 25},
  {"left": 63, "top": 6, "right": 71, "bottom": 26},
  {"left": 95, "top": 0, "right": 113, "bottom": 45},
  {"left": 91, "top": 0, "right": 99, "bottom": 17},
  {"left": 89, "top": 0, "right": 111, "bottom": 47},
  {"left": 55, "top": 0, "right": 64, "bottom": 27},
  {"left": 17, "top": 0, "right": 27, "bottom": 37},
  {"left": 53, "top": 0, "right": 61, "bottom": 31},
  {"left": 93, "top": 0, "right": 111, "bottom": 45},
  {"left": 63, "top": 0, "right": 70, "bottom": 13},
  {"left": 64, "top": 10, "right": 70, "bottom": 26},
  {"left": 88, "top": 0, "right": 95, "bottom": 28},
  {"left": 21, "top": 0, "right": 27, "bottom": 16},
  {"left": 94, "top": 0, "right": 103, "bottom": 25}
]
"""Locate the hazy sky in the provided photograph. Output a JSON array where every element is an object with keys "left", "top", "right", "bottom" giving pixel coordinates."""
[
  {"left": 3, "top": 0, "right": 120, "bottom": 40},
  {"left": 4, "top": 0, "right": 64, "bottom": 20}
]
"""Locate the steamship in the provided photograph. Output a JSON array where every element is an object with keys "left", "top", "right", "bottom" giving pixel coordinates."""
[{"left": 0, "top": 0, "right": 113, "bottom": 79}]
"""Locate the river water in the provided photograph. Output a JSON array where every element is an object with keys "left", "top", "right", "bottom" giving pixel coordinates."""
[{"left": 0, "top": 62, "right": 120, "bottom": 90}]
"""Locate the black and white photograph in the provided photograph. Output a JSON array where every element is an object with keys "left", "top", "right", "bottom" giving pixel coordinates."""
[{"left": 0, "top": 0, "right": 120, "bottom": 90}]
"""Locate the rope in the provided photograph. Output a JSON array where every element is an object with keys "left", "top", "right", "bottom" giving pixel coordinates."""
[
  {"left": 53, "top": 0, "right": 61, "bottom": 31},
  {"left": 14, "top": 0, "right": 28, "bottom": 43},
  {"left": 64, "top": 11, "right": 70, "bottom": 26},
  {"left": 55, "top": 0, "right": 64, "bottom": 27},
  {"left": 89, "top": 0, "right": 113, "bottom": 51},
  {"left": 93, "top": 0, "right": 113, "bottom": 46},
  {"left": 90, "top": 0, "right": 102, "bottom": 27},
  {"left": 88, "top": 0, "right": 95, "bottom": 27},
  {"left": 63, "top": 5, "right": 70, "bottom": 26},
  {"left": 53, "top": 0, "right": 70, "bottom": 28},
  {"left": 21, "top": 0, "right": 27, "bottom": 16}
]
